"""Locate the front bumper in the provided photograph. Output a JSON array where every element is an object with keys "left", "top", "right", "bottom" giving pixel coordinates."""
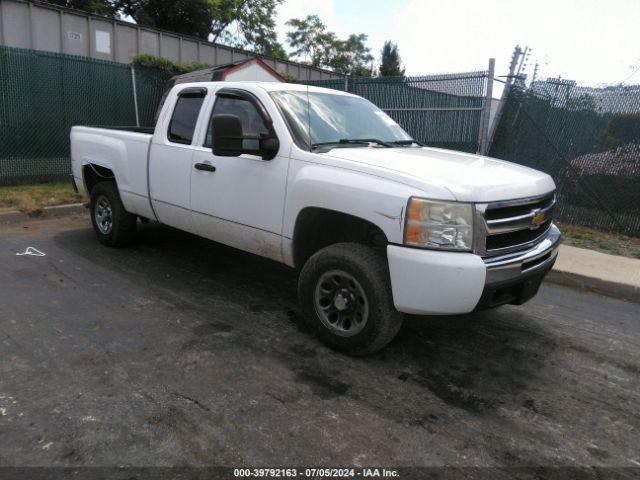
[{"left": 387, "top": 224, "right": 561, "bottom": 315}]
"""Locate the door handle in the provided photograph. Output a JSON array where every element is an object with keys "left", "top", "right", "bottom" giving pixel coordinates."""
[{"left": 194, "top": 162, "right": 216, "bottom": 172}]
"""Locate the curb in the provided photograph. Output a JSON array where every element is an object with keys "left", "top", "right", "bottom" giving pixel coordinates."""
[
  {"left": 0, "top": 203, "right": 87, "bottom": 224},
  {"left": 546, "top": 268, "right": 639, "bottom": 304}
]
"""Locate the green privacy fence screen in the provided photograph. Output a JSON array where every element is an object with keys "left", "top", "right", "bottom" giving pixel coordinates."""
[
  {"left": 302, "top": 72, "right": 489, "bottom": 154},
  {"left": 0, "top": 45, "right": 171, "bottom": 185},
  {"left": 490, "top": 79, "right": 640, "bottom": 237},
  {"left": 1, "top": 47, "right": 489, "bottom": 185}
]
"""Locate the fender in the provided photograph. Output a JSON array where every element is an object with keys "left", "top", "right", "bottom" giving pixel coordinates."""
[{"left": 282, "top": 161, "right": 425, "bottom": 261}]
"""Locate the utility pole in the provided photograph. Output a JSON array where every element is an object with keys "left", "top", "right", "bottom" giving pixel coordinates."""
[
  {"left": 486, "top": 45, "right": 524, "bottom": 153},
  {"left": 478, "top": 58, "right": 495, "bottom": 155}
]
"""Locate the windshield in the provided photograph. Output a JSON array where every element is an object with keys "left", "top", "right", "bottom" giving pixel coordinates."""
[{"left": 270, "top": 90, "right": 413, "bottom": 151}]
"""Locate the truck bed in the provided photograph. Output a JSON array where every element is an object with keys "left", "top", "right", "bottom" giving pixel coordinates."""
[{"left": 70, "top": 125, "right": 154, "bottom": 220}]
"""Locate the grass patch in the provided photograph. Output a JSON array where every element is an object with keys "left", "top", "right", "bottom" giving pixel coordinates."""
[
  {"left": 0, "top": 182, "right": 82, "bottom": 216},
  {"left": 557, "top": 222, "right": 640, "bottom": 259}
]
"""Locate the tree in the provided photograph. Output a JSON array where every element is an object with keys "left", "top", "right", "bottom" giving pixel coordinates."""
[
  {"left": 379, "top": 40, "right": 405, "bottom": 77},
  {"left": 115, "top": 0, "right": 214, "bottom": 39},
  {"left": 208, "top": 0, "right": 285, "bottom": 56},
  {"left": 328, "top": 34, "right": 373, "bottom": 76},
  {"left": 116, "top": 0, "right": 285, "bottom": 56},
  {"left": 285, "top": 15, "right": 335, "bottom": 67},
  {"left": 46, "top": 0, "right": 118, "bottom": 17},
  {"left": 260, "top": 39, "right": 288, "bottom": 60},
  {"left": 286, "top": 15, "right": 373, "bottom": 75}
]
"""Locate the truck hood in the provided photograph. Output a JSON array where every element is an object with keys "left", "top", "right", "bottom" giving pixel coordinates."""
[{"left": 323, "top": 146, "right": 555, "bottom": 202}]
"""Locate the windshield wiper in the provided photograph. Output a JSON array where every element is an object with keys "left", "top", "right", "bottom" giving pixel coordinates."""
[
  {"left": 390, "top": 139, "right": 425, "bottom": 147},
  {"left": 311, "top": 138, "right": 393, "bottom": 150}
]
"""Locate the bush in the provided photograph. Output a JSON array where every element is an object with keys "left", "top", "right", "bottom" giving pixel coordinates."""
[
  {"left": 131, "top": 54, "right": 211, "bottom": 75},
  {"left": 279, "top": 72, "right": 297, "bottom": 82}
]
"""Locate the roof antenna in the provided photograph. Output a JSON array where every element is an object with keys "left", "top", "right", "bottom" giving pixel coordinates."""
[{"left": 306, "top": 85, "right": 311, "bottom": 151}]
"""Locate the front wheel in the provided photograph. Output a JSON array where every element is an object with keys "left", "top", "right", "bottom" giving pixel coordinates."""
[
  {"left": 298, "top": 243, "right": 403, "bottom": 356},
  {"left": 90, "top": 182, "right": 137, "bottom": 247}
]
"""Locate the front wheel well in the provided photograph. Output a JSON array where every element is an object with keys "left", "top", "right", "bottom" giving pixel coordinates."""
[
  {"left": 292, "top": 207, "right": 388, "bottom": 269},
  {"left": 83, "top": 164, "right": 115, "bottom": 194}
]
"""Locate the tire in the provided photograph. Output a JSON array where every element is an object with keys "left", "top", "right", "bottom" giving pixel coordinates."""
[
  {"left": 298, "top": 242, "right": 403, "bottom": 356},
  {"left": 89, "top": 181, "right": 137, "bottom": 247}
]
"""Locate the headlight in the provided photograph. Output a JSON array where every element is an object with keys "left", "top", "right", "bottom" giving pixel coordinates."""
[{"left": 404, "top": 198, "right": 474, "bottom": 251}]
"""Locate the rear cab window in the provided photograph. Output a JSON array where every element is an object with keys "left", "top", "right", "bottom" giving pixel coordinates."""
[{"left": 168, "top": 88, "right": 207, "bottom": 144}]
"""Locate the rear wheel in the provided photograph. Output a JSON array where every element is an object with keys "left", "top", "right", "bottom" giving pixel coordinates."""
[
  {"left": 90, "top": 182, "right": 137, "bottom": 247},
  {"left": 298, "top": 243, "right": 403, "bottom": 356}
]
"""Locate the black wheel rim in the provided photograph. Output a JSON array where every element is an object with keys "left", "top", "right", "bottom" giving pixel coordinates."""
[{"left": 313, "top": 269, "right": 369, "bottom": 337}]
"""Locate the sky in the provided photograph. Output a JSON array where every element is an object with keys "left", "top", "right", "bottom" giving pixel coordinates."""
[{"left": 275, "top": 0, "right": 640, "bottom": 87}]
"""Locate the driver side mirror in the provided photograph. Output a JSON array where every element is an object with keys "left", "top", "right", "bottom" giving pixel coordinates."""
[
  {"left": 211, "top": 114, "right": 279, "bottom": 160},
  {"left": 211, "top": 114, "right": 243, "bottom": 157}
]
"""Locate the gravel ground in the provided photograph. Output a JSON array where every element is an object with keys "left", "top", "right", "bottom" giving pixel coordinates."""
[{"left": 0, "top": 216, "right": 639, "bottom": 475}]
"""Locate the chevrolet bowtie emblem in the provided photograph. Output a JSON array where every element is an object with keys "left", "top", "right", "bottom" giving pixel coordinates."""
[{"left": 531, "top": 209, "right": 545, "bottom": 228}]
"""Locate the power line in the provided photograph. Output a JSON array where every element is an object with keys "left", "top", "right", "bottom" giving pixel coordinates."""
[{"left": 621, "top": 64, "right": 640, "bottom": 84}]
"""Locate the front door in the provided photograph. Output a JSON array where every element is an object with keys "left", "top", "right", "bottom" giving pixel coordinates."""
[{"left": 190, "top": 89, "right": 289, "bottom": 262}]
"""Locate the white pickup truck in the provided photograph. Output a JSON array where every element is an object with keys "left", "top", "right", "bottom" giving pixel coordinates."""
[{"left": 71, "top": 81, "right": 560, "bottom": 355}]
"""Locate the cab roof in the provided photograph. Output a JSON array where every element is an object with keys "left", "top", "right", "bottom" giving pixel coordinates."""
[{"left": 173, "top": 81, "right": 356, "bottom": 97}]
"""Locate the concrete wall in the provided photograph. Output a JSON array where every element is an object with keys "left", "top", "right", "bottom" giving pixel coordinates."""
[{"left": 0, "top": 0, "right": 343, "bottom": 81}]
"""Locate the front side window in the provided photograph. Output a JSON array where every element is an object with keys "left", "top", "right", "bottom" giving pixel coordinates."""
[
  {"left": 270, "top": 90, "right": 412, "bottom": 150},
  {"left": 168, "top": 93, "right": 205, "bottom": 144},
  {"left": 205, "top": 95, "right": 270, "bottom": 148}
]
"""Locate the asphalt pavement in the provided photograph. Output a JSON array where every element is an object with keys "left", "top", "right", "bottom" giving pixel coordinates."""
[{"left": 0, "top": 216, "right": 639, "bottom": 471}]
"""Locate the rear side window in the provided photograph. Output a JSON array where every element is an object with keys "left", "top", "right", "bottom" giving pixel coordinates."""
[{"left": 168, "top": 91, "right": 205, "bottom": 144}]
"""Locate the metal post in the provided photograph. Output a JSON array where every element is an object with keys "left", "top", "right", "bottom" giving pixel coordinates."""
[
  {"left": 344, "top": 75, "right": 349, "bottom": 92},
  {"left": 112, "top": 21, "right": 118, "bottom": 61},
  {"left": 487, "top": 46, "right": 521, "bottom": 153},
  {"left": 59, "top": 11, "right": 65, "bottom": 54},
  {"left": 477, "top": 58, "right": 495, "bottom": 155},
  {"left": 136, "top": 27, "right": 141, "bottom": 56},
  {"left": 27, "top": 2, "right": 34, "bottom": 49},
  {"left": 0, "top": 1, "right": 5, "bottom": 45},
  {"left": 131, "top": 65, "right": 140, "bottom": 127}
]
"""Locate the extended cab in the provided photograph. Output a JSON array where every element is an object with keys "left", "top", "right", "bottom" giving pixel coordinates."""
[{"left": 70, "top": 82, "right": 560, "bottom": 355}]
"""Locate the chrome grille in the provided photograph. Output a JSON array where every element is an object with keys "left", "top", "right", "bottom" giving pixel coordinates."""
[{"left": 475, "top": 193, "right": 555, "bottom": 257}]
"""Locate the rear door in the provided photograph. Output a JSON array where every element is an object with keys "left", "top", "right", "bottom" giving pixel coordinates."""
[{"left": 148, "top": 87, "right": 208, "bottom": 233}]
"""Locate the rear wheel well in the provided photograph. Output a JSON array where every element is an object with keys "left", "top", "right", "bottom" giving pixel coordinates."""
[
  {"left": 292, "top": 208, "right": 388, "bottom": 269},
  {"left": 83, "top": 164, "right": 115, "bottom": 194}
]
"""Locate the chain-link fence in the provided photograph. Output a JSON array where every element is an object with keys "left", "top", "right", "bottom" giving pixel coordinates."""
[
  {"left": 0, "top": 45, "right": 170, "bottom": 185},
  {"left": 302, "top": 72, "right": 491, "bottom": 153},
  {"left": 490, "top": 79, "right": 640, "bottom": 237}
]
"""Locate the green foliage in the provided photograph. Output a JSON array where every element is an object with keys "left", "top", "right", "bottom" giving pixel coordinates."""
[
  {"left": 278, "top": 72, "right": 298, "bottom": 82},
  {"left": 0, "top": 182, "right": 82, "bottom": 215},
  {"left": 379, "top": 41, "right": 405, "bottom": 77},
  {"left": 286, "top": 15, "right": 333, "bottom": 68},
  {"left": 601, "top": 113, "right": 640, "bottom": 150},
  {"left": 45, "top": 0, "right": 118, "bottom": 16},
  {"left": 286, "top": 15, "right": 372, "bottom": 75},
  {"left": 115, "top": 0, "right": 285, "bottom": 56},
  {"left": 115, "top": 0, "right": 214, "bottom": 38},
  {"left": 207, "top": 0, "right": 284, "bottom": 56},
  {"left": 327, "top": 34, "right": 373, "bottom": 77},
  {"left": 131, "top": 54, "right": 211, "bottom": 74},
  {"left": 261, "top": 41, "right": 289, "bottom": 61}
]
